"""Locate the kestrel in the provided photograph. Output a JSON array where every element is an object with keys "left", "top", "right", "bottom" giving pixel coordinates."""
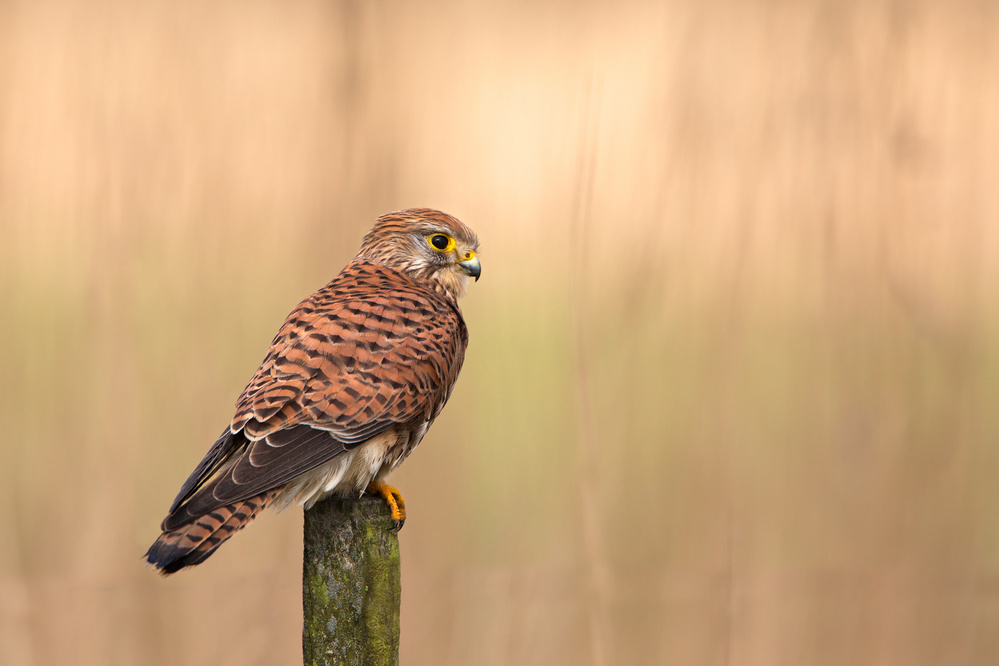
[{"left": 145, "top": 208, "right": 480, "bottom": 574}]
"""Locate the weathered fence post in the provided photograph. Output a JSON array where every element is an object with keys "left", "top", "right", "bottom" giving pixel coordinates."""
[{"left": 303, "top": 494, "right": 401, "bottom": 666}]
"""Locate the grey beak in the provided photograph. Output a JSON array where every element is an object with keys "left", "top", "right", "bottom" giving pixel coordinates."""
[{"left": 458, "top": 255, "right": 481, "bottom": 281}]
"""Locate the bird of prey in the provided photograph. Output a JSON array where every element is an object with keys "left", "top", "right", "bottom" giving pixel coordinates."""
[{"left": 145, "top": 208, "right": 480, "bottom": 574}]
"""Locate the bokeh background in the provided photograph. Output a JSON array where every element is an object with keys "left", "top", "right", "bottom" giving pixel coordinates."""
[{"left": 2, "top": 0, "right": 998, "bottom": 664}]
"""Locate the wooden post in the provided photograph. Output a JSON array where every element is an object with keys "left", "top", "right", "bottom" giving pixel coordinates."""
[{"left": 302, "top": 494, "right": 401, "bottom": 666}]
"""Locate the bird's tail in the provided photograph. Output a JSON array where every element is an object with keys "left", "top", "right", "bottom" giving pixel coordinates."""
[{"left": 144, "top": 490, "right": 278, "bottom": 574}]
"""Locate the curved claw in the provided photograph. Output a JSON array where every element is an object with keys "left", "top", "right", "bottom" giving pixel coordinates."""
[{"left": 366, "top": 480, "right": 407, "bottom": 530}]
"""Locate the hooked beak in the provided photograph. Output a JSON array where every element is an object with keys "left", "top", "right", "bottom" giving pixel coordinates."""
[{"left": 458, "top": 251, "right": 481, "bottom": 281}]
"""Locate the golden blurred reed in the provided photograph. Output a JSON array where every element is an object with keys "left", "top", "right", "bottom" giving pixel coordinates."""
[{"left": 2, "top": 0, "right": 998, "bottom": 664}]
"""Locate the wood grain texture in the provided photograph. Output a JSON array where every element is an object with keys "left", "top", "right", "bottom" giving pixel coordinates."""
[{"left": 302, "top": 494, "right": 400, "bottom": 666}]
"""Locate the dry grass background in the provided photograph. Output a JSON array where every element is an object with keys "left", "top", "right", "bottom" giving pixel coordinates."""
[{"left": 2, "top": 0, "right": 999, "bottom": 664}]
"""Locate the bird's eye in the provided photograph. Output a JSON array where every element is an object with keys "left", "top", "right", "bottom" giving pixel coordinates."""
[{"left": 428, "top": 234, "right": 454, "bottom": 251}]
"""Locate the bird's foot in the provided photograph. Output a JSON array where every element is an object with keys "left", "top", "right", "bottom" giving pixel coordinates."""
[{"left": 366, "top": 480, "right": 406, "bottom": 530}]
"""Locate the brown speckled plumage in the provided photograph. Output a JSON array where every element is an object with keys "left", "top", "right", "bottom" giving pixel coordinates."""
[{"left": 146, "top": 209, "right": 479, "bottom": 574}]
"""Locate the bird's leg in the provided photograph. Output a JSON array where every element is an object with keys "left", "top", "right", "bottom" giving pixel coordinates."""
[{"left": 366, "top": 480, "right": 406, "bottom": 530}]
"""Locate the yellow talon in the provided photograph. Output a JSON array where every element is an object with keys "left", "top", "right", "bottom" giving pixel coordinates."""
[{"left": 366, "top": 480, "right": 406, "bottom": 526}]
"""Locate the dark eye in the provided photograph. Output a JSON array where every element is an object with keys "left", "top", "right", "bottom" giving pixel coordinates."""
[{"left": 430, "top": 234, "right": 450, "bottom": 250}]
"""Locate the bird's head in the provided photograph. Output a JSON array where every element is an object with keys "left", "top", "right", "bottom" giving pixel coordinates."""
[{"left": 358, "top": 208, "right": 481, "bottom": 301}]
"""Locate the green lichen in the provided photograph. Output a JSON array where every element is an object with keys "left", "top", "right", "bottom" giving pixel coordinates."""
[
  {"left": 309, "top": 573, "right": 329, "bottom": 604},
  {"left": 302, "top": 495, "right": 400, "bottom": 666}
]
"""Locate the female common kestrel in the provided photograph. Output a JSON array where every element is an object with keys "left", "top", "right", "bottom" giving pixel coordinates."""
[{"left": 146, "top": 208, "right": 480, "bottom": 574}]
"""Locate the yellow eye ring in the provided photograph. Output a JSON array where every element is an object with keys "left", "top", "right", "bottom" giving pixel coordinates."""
[{"left": 427, "top": 234, "right": 456, "bottom": 252}]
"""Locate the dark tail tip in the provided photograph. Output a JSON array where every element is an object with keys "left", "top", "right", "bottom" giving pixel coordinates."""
[
  {"left": 145, "top": 535, "right": 221, "bottom": 575},
  {"left": 145, "top": 490, "right": 277, "bottom": 574}
]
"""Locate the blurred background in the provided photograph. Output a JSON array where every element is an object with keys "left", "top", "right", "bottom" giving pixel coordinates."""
[{"left": 2, "top": 0, "right": 998, "bottom": 663}]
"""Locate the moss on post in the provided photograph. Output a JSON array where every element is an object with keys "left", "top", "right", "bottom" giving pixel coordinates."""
[{"left": 303, "top": 494, "right": 401, "bottom": 666}]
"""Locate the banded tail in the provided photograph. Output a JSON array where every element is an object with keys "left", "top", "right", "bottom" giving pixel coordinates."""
[{"left": 145, "top": 490, "right": 277, "bottom": 574}]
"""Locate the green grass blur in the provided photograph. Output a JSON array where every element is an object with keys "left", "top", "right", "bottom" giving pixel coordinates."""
[{"left": 2, "top": 0, "right": 999, "bottom": 663}]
